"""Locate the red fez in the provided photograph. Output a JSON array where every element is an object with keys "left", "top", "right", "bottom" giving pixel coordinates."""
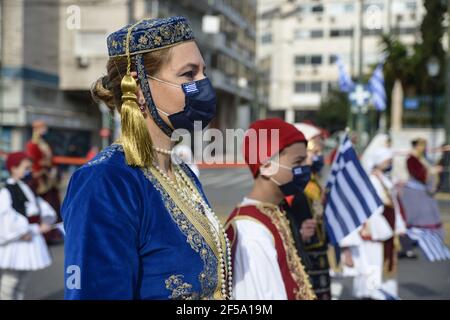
[
  {"left": 243, "top": 118, "right": 307, "bottom": 178},
  {"left": 6, "top": 152, "right": 30, "bottom": 172}
]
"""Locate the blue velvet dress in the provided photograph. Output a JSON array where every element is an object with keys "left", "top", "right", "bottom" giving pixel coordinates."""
[{"left": 61, "top": 144, "right": 222, "bottom": 300}]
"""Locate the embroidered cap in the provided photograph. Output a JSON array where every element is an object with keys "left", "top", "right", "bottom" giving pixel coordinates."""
[{"left": 107, "top": 16, "right": 195, "bottom": 57}]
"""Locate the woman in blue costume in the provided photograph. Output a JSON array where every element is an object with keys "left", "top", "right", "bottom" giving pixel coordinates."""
[{"left": 61, "top": 17, "right": 232, "bottom": 300}]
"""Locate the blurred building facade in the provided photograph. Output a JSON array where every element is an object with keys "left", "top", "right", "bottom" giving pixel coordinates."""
[
  {"left": 257, "top": 0, "right": 426, "bottom": 123},
  {"left": 0, "top": 0, "right": 257, "bottom": 155}
]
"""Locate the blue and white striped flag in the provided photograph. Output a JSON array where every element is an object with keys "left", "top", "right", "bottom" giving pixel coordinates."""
[
  {"left": 406, "top": 228, "right": 450, "bottom": 262},
  {"left": 377, "top": 289, "right": 401, "bottom": 300},
  {"left": 368, "top": 64, "right": 387, "bottom": 111},
  {"left": 336, "top": 56, "right": 355, "bottom": 93},
  {"left": 324, "top": 135, "right": 383, "bottom": 245},
  {"left": 182, "top": 82, "right": 199, "bottom": 95}
]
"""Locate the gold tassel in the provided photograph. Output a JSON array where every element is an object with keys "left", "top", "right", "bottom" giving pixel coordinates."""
[{"left": 117, "top": 20, "right": 154, "bottom": 168}]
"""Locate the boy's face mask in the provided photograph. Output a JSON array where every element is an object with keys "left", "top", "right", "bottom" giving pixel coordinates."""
[
  {"left": 148, "top": 76, "right": 216, "bottom": 131},
  {"left": 311, "top": 154, "right": 325, "bottom": 173},
  {"left": 21, "top": 170, "right": 33, "bottom": 183},
  {"left": 270, "top": 163, "right": 312, "bottom": 196}
]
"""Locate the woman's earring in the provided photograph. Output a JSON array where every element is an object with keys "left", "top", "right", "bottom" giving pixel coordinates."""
[{"left": 138, "top": 97, "right": 147, "bottom": 115}]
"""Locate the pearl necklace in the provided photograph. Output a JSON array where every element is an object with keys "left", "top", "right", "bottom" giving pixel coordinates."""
[
  {"left": 153, "top": 163, "right": 233, "bottom": 300},
  {"left": 152, "top": 146, "right": 172, "bottom": 155}
]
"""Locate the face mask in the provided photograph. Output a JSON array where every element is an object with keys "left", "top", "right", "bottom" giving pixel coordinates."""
[
  {"left": 311, "top": 155, "right": 324, "bottom": 173},
  {"left": 42, "top": 131, "right": 49, "bottom": 140},
  {"left": 148, "top": 76, "right": 216, "bottom": 131},
  {"left": 270, "top": 163, "right": 311, "bottom": 196},
  {"left": 22, "top": 170, "right": 32, "bottom": 183}
]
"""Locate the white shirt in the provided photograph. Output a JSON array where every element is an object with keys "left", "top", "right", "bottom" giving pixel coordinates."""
[
  {"left": 0, "top": 178, "right": 56, "bottom": 270},
  {"left": 232, "top": 198, "right": 288, "bottom": 300},
  {"left": 339, "top": 172, "right": 405, "bottom": 299}
]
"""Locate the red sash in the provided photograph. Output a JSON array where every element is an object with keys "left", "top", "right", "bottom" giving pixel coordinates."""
[{"left": 226, "top": 205, "right": 305, "bottom": 300}]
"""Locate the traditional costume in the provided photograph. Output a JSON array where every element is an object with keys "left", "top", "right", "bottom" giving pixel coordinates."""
[
  {"left": 0, "top": 152, "right": 56, "bottom": 300},
  {"left": 26, "top": 120, "right": 61, "bottom": 219},
  {"left": 286, "top": 174, "right": 331, "bottom": 299},
  {"left": 62, "top": 17, "right": 231, "bottom": 300},
  {"left": 400, "top": 152, "right": 444, "bottom": 237},
  {"left": 285, "top": 124, "right": 331, "bottom": 300},
  {"left": 225, "top": 119, "right": 315, "bottom": 300},
  {"left": 341, "top": 148, "right": 406, "bottom": 300}
]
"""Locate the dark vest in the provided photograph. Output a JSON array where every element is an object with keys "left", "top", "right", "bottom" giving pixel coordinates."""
[{"left": 5, "top": 182, "right": 41, "bottom": 224}]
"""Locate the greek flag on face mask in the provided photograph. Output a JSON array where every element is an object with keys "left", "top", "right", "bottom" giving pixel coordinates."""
[{"left": 182, "top": 82, "right": 199, "bottom": 96}]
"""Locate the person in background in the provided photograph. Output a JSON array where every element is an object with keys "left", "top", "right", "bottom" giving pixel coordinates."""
[
  {"left": 284, "top": 128, "right": 331, "bottom": 300},
  {"left": 0, "top": 152, "right": 56, "bottom": 300},
  {"left": 400, "top": 138, "right": 444, "bottom": 238},
  {"left": 437, "top": 143, "right": 450, "bottom": 193},
  {"left": 26, "top": 120, "right": 61, "bottom": 221},
  {"left": 341, "top": 147, "right": 406, "bottom": 300}
]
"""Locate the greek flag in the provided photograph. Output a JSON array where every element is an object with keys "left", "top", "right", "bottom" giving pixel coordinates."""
[
  {"left": 336, "top": 56, "right": 355, "bottom": 93},
  {"left": 406, "top": 228, "right": 450, "bottom": 262},
  {"left": 324, "top": 135, "right": 383, "bottom": 245},
  {"left": 377, "top": 289, "right": 401, "bottom": 300},
  {"left": 368, "top": 64, "right": 387, "bottom": 111},
  {"left": 182, "top": 82, "right": 199, "bottom": 95}
]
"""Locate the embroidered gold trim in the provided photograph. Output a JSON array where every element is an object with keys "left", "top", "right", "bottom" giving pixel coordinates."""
[
  {"left": 110, "top": 39, "right": 195, "bottom": 57},
  {"left": 255, "top": 202, "right": 316, "bottom": 300},
  {"left": 142, "top": 165, "right": 225, "bottom": 299},
  {"left": 165, "top": 275, "right": 198, "bottom": 300}
]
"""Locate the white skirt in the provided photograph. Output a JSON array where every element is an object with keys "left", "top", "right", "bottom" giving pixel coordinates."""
[{"left": 0, "top": 225, "right": 52, "bottom": 271}]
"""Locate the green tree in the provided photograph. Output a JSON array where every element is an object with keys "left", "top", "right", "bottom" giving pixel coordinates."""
[
  {"left": 316, "top": 89, "right": 350, "bottom": 134},
  {"left": 417, "top": 0, "right": 447, "bottom": 95},
  {"left": 380, "top": 0, "right": 447, "bottom": 127}
]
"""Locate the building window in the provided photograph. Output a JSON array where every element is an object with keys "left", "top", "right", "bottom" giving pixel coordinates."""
[
  {"left": 266, "top": 110, "right": 286, "bottom": 120},
  {"left": 295, "top": 110, "right": 318, "bottom": 123},
  {"left": 310, "top": 82, "right": 322, "bottom": 92},
  {"left": 294, "top": 29, "right": 323, "bottom": 40},
  {"left": 294, "top": 30, "right": 309, "bottom": 40},
  {"left": 345, "top": 3, "right": 355, "bottom": 12},
  {"left": 330, "top": 29, "right": 354, "bottom": 37},
  {"left": 261, "top": 33, "right": 272, "bottom": 44},
  {"left": 392, "top": 0, "right": 416, "bottom": 13},
  {"left": 363, "top": 28, "right": 383, "bottom": 36},
  {"left": 310, "top": 30, "right": 324, "bottom": 38},
  {"left": 311, "top": 5, "right": 324, "bottom": 13},
  {"left": 310, "top": 55, "right": 322, "bottom": 65},
  {"left": 295, "top": 56, "right": 307, "bottom": 65},
  {"left": 329, "top": 55, "right": 338, "bottom": 64},
  {"left": 328, "top": 3, "right": 354, "bottom": 14},
  {"left": 328, "top": 82, "right": 340, "bottom": 91},
  {"left": 406, "top": 1, "right": 417, "bottom": 11},
  {"left": 75, "top": 31, "right": 108, "bottom": 57},
  {"left": 294, "top": 55, "right": 322, "bottom": 66},
  {"left": 294, "top": 81, "right": 322, "bottom": 93},
  {"left": 391, "top": 27, "right": 417, "bottom": 35},
  {"left": 295, "top": 82, "right": 308, "bottom": 93}
]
